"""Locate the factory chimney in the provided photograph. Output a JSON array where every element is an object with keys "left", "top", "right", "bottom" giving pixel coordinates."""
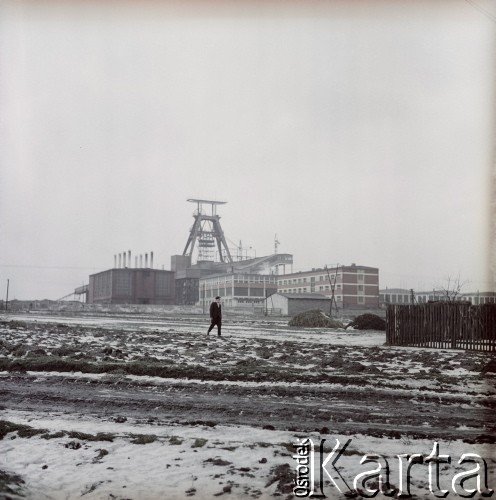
[
  {"left": 150, "top": 251, "right": 154, "bottom": 269},
  {"left": 114, "top": 255, "right": 117, "bottom": 268},
  {"left": 128, "top": 250, "right": 131, "bottom": 268},
  {"left": 118, "top": 253, "right": 122, "bottom": 268},
  {"left": 145, "top": 253, "right": 148, "bottom": 268},
  {"left": 140, "top": 255, "right": 143, "bottom": 268},
  {"left": 123, "top": 251, "right": 126, "bottom": 268}
]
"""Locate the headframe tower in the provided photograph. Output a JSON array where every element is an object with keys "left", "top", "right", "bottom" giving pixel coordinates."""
[{"left": 182, "top": 199, "right": 233, "bottom": 264}]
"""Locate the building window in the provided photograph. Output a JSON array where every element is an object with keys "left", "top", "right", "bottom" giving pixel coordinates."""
[
  {"left": 114, "top": 272, "right": 132, "bottom": 295},
  {"left": 155, "top": 274, "right": 171, "bottom": 296},
  {"left": 358, "top": 296, "right": 365, "bottom": 304}
]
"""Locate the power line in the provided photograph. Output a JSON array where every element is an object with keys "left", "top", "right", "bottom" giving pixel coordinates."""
[
  {"left": 0, "top": 264, "right": 100, "bottom": 271},
  {"left": 463, "top": 0, "right": 496, "bottom": 23}
]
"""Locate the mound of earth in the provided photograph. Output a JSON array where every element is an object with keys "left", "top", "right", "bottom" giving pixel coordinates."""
[
  {"left": 288, "top": 310, "right": 344, "bottom": 328},
  {"left": 345, "top": 313, "right": 386, "bottom": 331}
]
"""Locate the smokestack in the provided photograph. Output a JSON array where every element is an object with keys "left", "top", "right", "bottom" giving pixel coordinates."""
[
  {"left": 150, "top": 251, "right": 154, "bottom": 269},
  {"left": 135, "top": 256, "right": 138, "bottom": 268},
  {"left": 145, "top": 253, "right": 148, "bottom": 268},
  {"left": 128, "top": 250, "right": 131, "bottom": 268},
  {"left": 114, "top": 255, "right": 117, "bottom": 268},
  {"left": 123, "top": 252, "right": 126, "bottom": 268},
  {"left": 140, "top": 255, "right": 143, "bottom": 268},
  {"left": 118, "top": 253, "right": 122, "bottom": 268}
]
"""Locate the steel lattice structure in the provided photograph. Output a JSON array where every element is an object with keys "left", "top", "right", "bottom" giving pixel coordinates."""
[{"left": 182, "top": 199, "right": 233, "bottom": 264}]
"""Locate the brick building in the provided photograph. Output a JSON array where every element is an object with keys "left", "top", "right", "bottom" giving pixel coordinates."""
[
  {"left": 88, "top": 268, "right": 175, "bottom": 305},
  {"left": 277, "top": 264, "right": 379, "bottom": 309}
]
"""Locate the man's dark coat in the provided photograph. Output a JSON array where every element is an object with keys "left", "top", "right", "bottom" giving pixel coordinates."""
[{"left": 210, "top": 302, "right": 222, "bottom": 320}]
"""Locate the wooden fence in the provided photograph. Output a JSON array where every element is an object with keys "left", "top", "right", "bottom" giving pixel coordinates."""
[{"left": 386, "top": 303, "right": 496, "bottom": 351}]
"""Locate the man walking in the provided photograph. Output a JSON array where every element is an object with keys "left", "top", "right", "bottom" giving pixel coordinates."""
[{"left": 207, "top": 296, "right": 222, "bottom": 336}]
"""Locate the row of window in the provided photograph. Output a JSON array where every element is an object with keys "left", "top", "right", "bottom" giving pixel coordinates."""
[
  {"left": 202, "top": 287, "right": 266, "bottom": 298},
  {"left": 466, "top": 296, "right": 496, "bottom": 305},
  {"left": 201, "top": 298, "right": 264, "bottom": 304},
  {"left": 281, "top": 285, "right": 332, "bottom": 293},
  {"left": 380, "top": 294, "right": 496, "bottom": 305},
  {"left": 202, "top": 275, "right": 277, "bottom": 286},
  {"left": 278, "top": 275, "right": 341, "bottom": 285},
  {"left": 277, "top": 272, "right": 369, "bottom": 286},
  {"left": 280, "top": 283, "right": 369, "bottom": 293}
]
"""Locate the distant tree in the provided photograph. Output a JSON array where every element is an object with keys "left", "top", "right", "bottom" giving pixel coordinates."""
[{"left": 437, "top": 275, "right": 468, "bottom": 302}]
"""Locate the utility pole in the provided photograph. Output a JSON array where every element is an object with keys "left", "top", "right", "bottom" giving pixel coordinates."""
[
  {"left": 325, "top": 265, "right": 339, "bottom": 317},
  {"left": 5, "top": 279, "right": 9, "bottom": 312}
]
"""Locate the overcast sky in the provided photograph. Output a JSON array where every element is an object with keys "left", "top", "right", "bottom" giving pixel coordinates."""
[{"left": 1, "top": 0, "right": 495, "bottom": 300}]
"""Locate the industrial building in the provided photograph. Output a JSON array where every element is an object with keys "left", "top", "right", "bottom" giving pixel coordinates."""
[
  {"left": 277, "top": 264, "right": 379, "bottom": 309},
  {"left": 81, "top": 199, "right": 293, "bottom": 307},
  {"left": 379, "top": 288, "right": 496, "bottom": 306},
  {"left": 198, "top": 272, "right": 278, "bottom": 309},
  {"left": 174, "top": 254, "right": 292, "bottom": 306},
  {"left": 174, "top": 199, "right": 293, "bottom": 305},
  {"left": 88, "top": 266, "right": 175, "bottom": 305},
  {"left": 265, "top": 293, "right": 331, "bottom": 316}
]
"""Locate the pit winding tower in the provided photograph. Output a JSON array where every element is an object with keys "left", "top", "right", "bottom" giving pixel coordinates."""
[{"left": 182, "top": 199, "right": 233, "bottom": 264}]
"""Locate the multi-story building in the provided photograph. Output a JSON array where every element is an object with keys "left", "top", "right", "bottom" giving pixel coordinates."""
[
  {"left": 175, "top": 253, "right": 293, "bottom": 306},
  {"left": 88, "top": 268, "right": 175, "bottom": 305},
  {"left": 277, "top": 264, "right": 379, "bottom": 309},
  {"left": 379, "top": 289, "right": 496, "bottom": 306},
  {"left": 199, "top": 272, "right": 278, "bottom": 309}
]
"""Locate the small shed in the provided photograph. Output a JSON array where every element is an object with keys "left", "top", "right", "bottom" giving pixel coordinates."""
[{"left": 265, "top": 292, "right": 331, "bottom": 316}]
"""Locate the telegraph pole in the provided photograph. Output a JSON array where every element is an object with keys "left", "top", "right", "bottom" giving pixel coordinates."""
[
  {"left": 325, "top": 265, "right": 339, "bottom": 317},
  {"left": 5, "top": 279, "right": 9, "bottom": 312}
]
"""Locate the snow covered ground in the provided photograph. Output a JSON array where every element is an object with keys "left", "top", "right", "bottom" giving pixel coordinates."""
[
  {"left": 2, "top": 408, "right": 494, "bottom": 500},
  {"left": 0, "top": 313, "right": 494, "bottom": 499}
]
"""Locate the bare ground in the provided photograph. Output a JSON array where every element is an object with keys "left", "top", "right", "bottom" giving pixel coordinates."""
[{"left": 1, "top": 313, "right": 495, "bottom": 444}]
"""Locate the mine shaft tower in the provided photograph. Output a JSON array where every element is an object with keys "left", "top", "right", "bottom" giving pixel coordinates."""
[{"left": 182, "top": 199, "right": 233, "bottom": 264}]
